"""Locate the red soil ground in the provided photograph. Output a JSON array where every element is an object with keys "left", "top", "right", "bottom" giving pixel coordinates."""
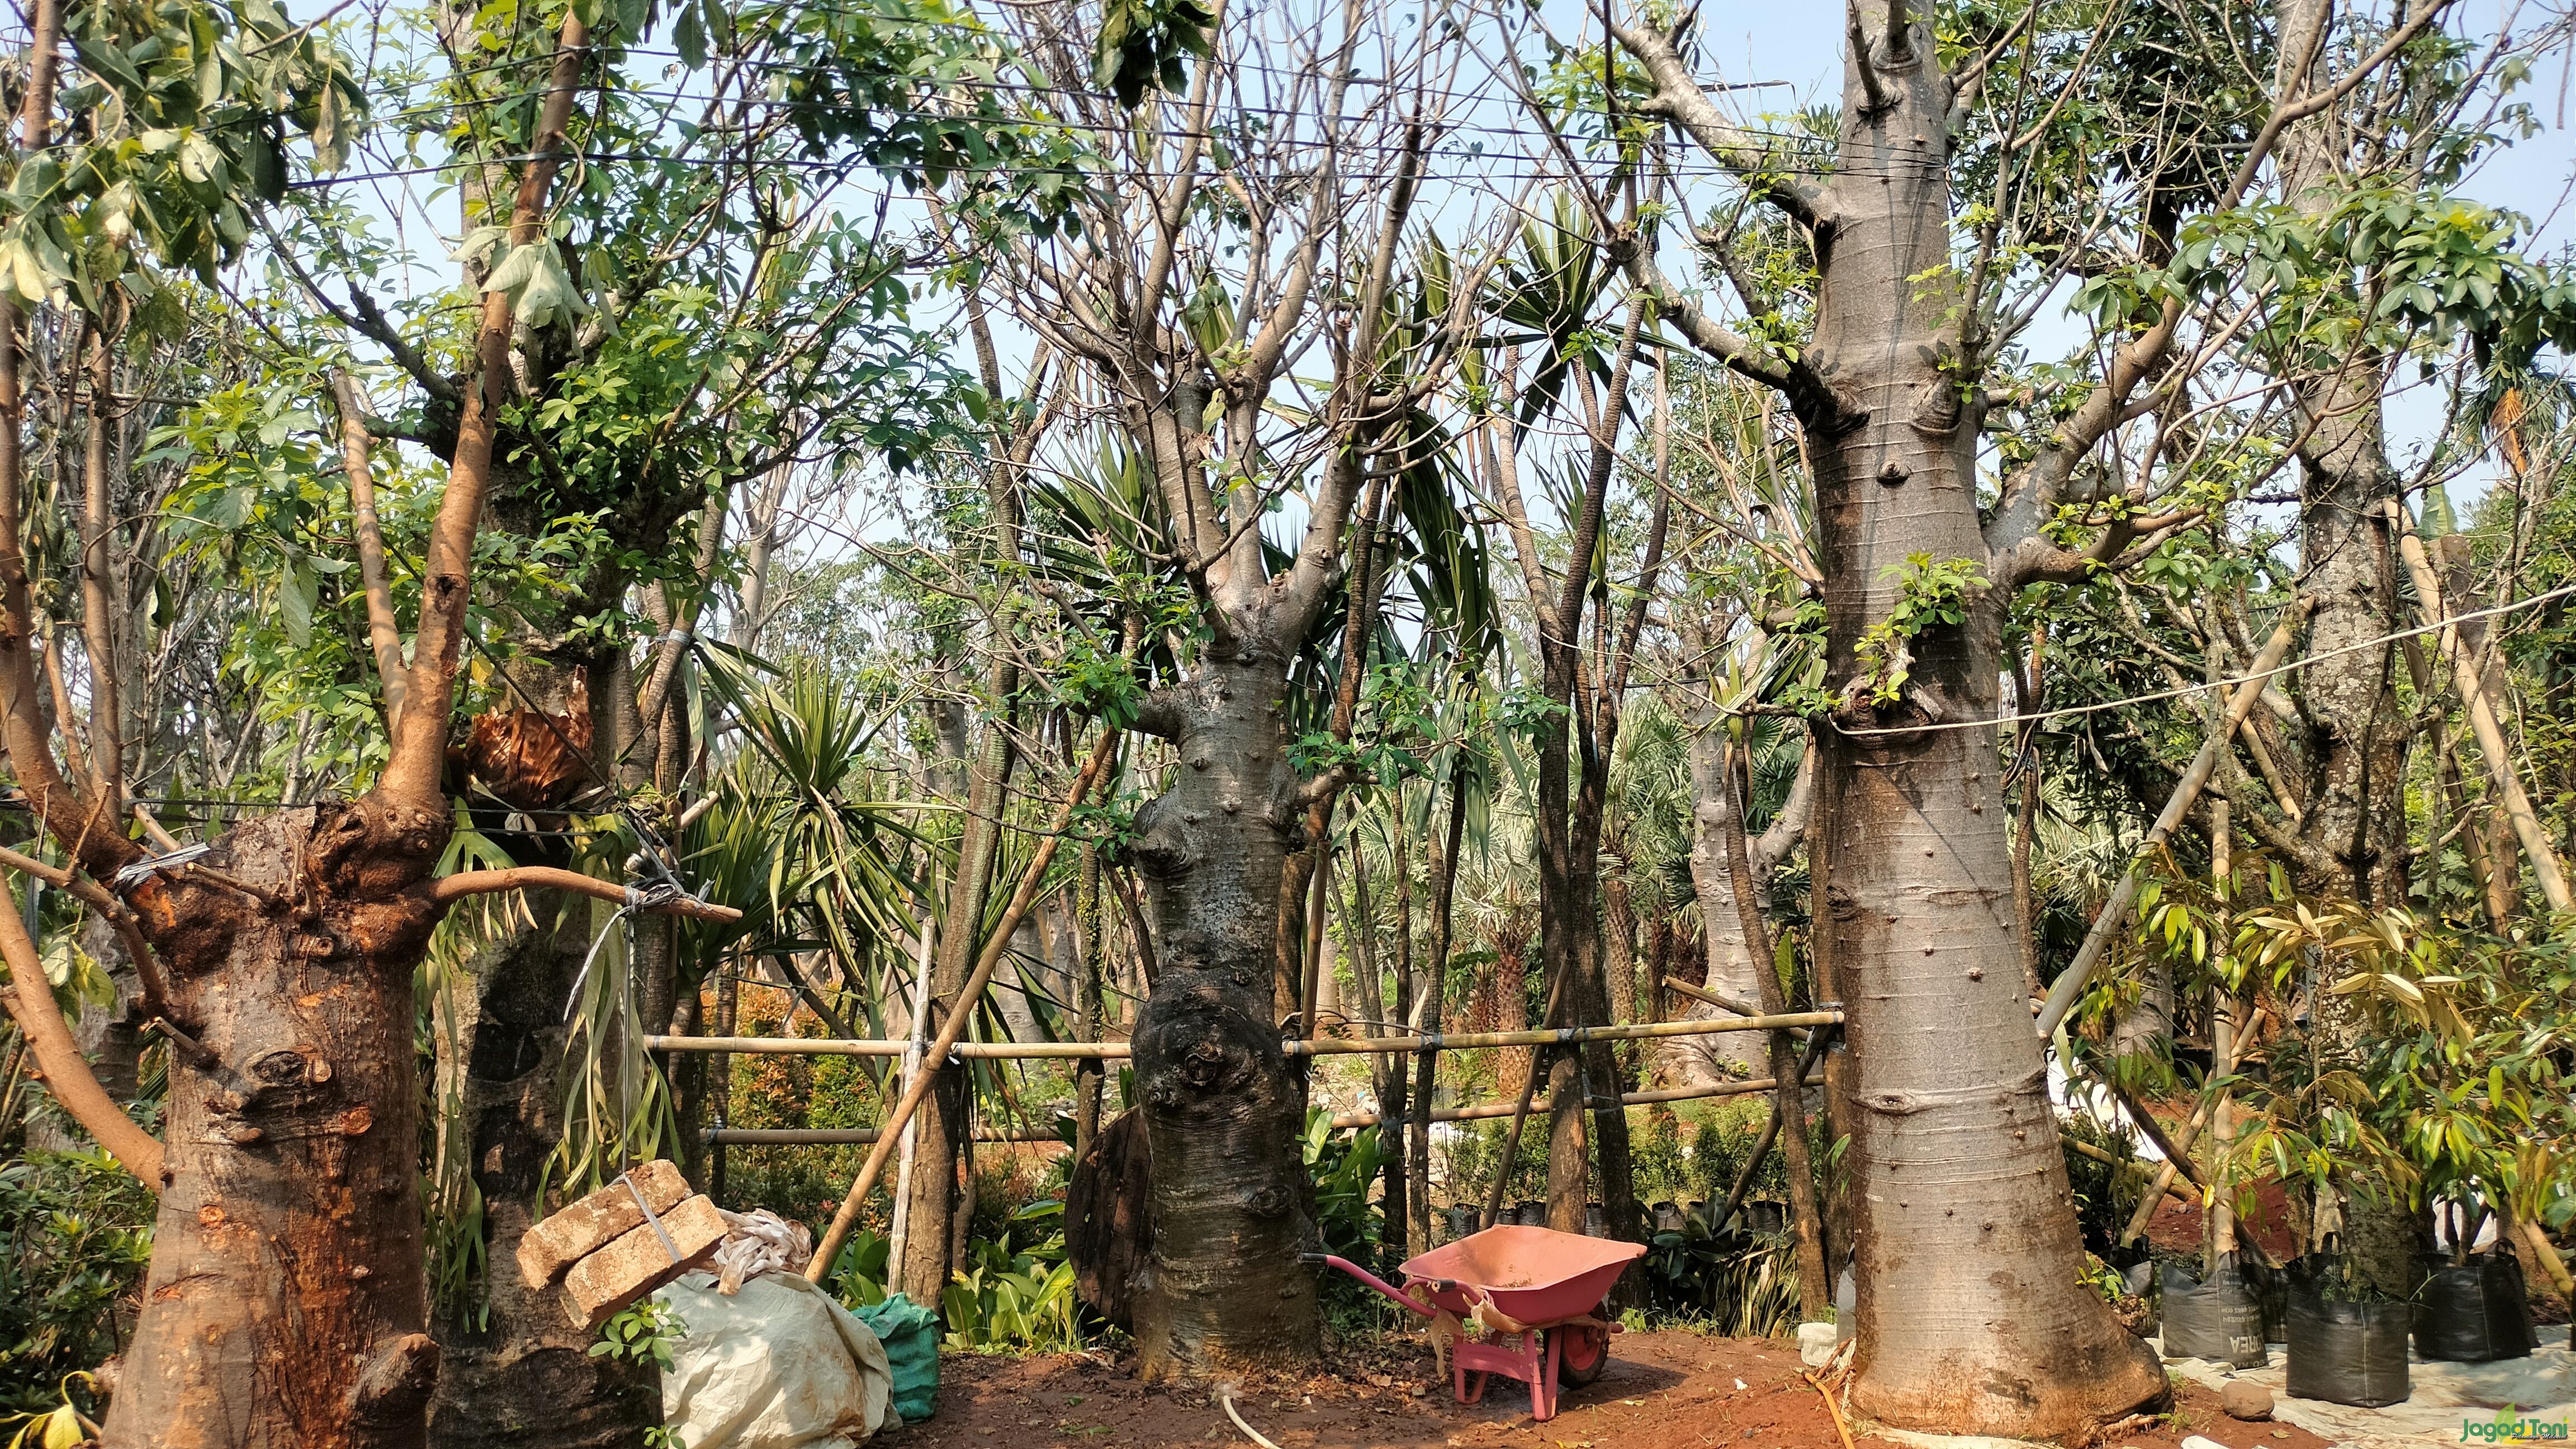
[
  {"left": 2138, "top": 1176, "right": 2303, "bottom": 1263},
  {"left": 887, "top": 1330, "right": 2337, "bottom": 1449}
]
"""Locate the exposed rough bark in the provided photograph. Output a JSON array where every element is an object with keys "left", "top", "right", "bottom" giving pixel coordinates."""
[
  {"left": 1066, "top": 1107, "right": 1153, "bottom": 1330},
  {"left": 1125, "top": 656, "right": 1319, "bottom": 1376},
  {"left": 105, "top": 804, "right": 450, "bottom": 1448}
]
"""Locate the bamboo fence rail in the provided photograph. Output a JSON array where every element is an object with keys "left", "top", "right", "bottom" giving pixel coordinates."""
[
  {"left": 702, "top": 1069, "right": 1826, "bottom": 1146},
  {"left": 648, "top": 1007, "right": 1840, "bottom": 1063}
]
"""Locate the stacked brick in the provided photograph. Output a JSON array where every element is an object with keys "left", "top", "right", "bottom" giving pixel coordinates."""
[{"left": 516, "top": 1159, "right": 728, "bottom": 1328}]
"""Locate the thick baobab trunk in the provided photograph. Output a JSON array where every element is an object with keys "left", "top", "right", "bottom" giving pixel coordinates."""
[
  {"left": 106, "top": 804, "right": 448, "bottom": 1448},
  {"left": 1126, "top": 656, "right": 1318, "bottom": 1375},
  {"left": 1796, "top": 16, "right": 2162, "bottom": 1434}
]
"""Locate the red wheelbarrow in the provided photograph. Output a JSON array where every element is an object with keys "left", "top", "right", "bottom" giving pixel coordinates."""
[{"left": 1305, "top": 1225, "right": 1645, "bottom": 1420}]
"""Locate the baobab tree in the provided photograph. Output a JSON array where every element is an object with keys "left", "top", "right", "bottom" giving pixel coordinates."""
[
  {"left": 1603, "top": 0, "right": 2456, "bottom": 1434},
  {"left": 962, "top": 0, "right": 1507, "bottom": 1371}
]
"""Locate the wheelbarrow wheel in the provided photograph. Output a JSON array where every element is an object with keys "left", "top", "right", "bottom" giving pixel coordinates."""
[{"left": 1550, "top": 1322, "right": 1609, "bottom": 1388}]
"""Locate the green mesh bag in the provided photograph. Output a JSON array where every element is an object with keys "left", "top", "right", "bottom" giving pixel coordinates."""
[{"left": 850, "top": 1291, "right": 941, "bottom": 1425}]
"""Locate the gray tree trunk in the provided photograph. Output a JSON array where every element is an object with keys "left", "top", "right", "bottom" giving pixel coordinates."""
[
  {"left": 1721, "top": 14, "right": 2161, "bottom": 1432},
  {"left": 1126, "top": 657, "right": 1319, "bottom": 1375},
  {"left": 1681, "top": 718, "right": 1765, "bottom": 1082}
]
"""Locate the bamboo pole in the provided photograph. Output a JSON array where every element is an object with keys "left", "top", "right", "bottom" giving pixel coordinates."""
[
  {"left": 804, "top": 732, "right": 1118, "bottom": 1283},
  {"left": 2114, "top": 1093, "right": 2216, "bottom": 1248},
  {"left": 709, "top": 1069, "right": 1824, "bottom": 1145},
  {"left": 2065, "top": 1136, "right": 2195, "bottom": 1205},
  {"left": 2109, "top": 1000, "right": 2272, "bottom": 1256},
  {"left": 2034, "top": 602, "right": 2311, "bottom": 1038},
  {"left": 650, "top": 1008, "right": 1842, "bottom": 1062},
  {"left": 2388, "top": 503, "right": 2573, "bottom": 912},
  {"left": 1661, "top": 975, "right": 1768, "bottom": 1020},
  {"left": 2209, "top": 798, "right": 2239, "bottom": 1266}
]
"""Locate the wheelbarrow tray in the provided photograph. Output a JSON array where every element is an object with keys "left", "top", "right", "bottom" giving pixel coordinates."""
[{"left": 1399, "top": 1225, "right": 1645, "bottom": 1326}]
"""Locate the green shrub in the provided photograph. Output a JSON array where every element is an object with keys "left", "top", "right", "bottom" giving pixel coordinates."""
[{"left": 0, "top": 1149, "right": 155, "bottom": 1416}]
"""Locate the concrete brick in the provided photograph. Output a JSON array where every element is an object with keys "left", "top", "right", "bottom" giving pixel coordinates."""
[
  {"left": 560, "top": 1193, "right": 727, "bottom": 1329},
  {"left": 515, "top": 1160, "right": 690, "bottom": 1289}
]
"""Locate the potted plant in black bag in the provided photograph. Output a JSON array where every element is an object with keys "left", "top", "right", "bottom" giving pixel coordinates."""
[
  {"left": 2286, "top": 1248, "right": 2413, "bottom": 1407},
  {"left": 2412, "top": 1200, "right": 2537, "bottom": 1363},
  {"left": 2203, "top": 909, "right": 2418, "bottom": 1407}
]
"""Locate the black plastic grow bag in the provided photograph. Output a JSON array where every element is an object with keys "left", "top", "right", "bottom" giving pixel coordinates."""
[
  {"left": 2243, "top": 1255, "right": 2290, "bottom": 1343},
  {"left": 2160, "top": 1261, "right": 2267, "bottom": 1367},
  {"left": 2414, "top": 1252, "right": 2536, "bottom": 1363},
  {"left": 2286, "top": 1272, "right": 2412, "bottom": 1407}
]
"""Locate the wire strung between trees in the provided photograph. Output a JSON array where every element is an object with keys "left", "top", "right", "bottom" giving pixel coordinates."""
[{"left": 1827, "top": 582, "right": 2576, "bottom": 738}]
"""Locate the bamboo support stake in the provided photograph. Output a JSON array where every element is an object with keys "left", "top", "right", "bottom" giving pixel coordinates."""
[
  {"left": 2064, "top": 1136, "right": 2195, "bottom": 1205},
  {"left": 2209, "top": 798, "right": 2239, "bottom": 1264},
  {"left": 2113, "top": 1009, "right": 2271, "bottom": 1253},
  {"left": 2035, "top": 601, "right": 2312, "bottom": 1038},
  {"left": 807, "top": 731, "right": 1118, "bottom": 1282},
  {"left": 2115, "top": 1093, "right": 2217, "bottom": 1247},
  {"left": 2389, "top": 503, "right": 2573, "bottom": 912}
]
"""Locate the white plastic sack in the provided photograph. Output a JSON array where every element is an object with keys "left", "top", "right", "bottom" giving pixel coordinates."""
[{"left": 657, "top": 1271, "right": 893, "bottom": 1449}]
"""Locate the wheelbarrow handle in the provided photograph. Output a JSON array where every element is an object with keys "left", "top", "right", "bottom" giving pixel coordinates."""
[{"left": 1297, "top": 1253, "right": 1440, "bottom": 1318}]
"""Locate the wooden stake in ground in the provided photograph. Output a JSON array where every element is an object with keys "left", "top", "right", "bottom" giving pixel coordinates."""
[
  {"left": 2388, "top": 502, "right": 2573, "bottom": 913},
  {"left": 807, "top": 732, "right": 1118, "bottom": 1282},
  {"left": 2208, "top": 798, "right": 2239, "bottom": 1268}
]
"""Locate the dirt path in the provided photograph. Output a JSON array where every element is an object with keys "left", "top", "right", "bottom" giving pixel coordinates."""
[{"left": 884, "top": 1331, "right": 2339, "bottom": 1449}]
